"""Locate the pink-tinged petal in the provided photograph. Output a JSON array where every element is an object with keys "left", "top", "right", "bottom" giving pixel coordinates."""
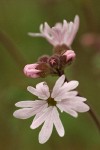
[
  {"left": 27, "top": 82, "right": 50, "bottom": 100},
  {"left": 39, "top": 107, "right": 54, "bottom": 144},
  {"left": 65, "top": 22, "right": 74, "bottom": 44},
  {"left": 52, "top": 27, "right": 62, "bottom": 43},
  {"left": 23, "top": 64, "right": 41, "bottom": 78},
  {"left": 44, "top": 35, "right": 58, "bottom": 46},
  {"left": 28, "top": 15, "right": 79, "bottom": 47},
  {"left": 53, "top": 107, "right": 65, "bottom": 137},
  {"left": 27, "top": 86, "right": 38, "bottom": 97},
  {"left": 36, "top": 82, "right": 50, "bottom": 99},
  {"left": 71, "top": 102, "right": 90, "bottom": 112},
  {"left": 32, "top": 103, "right": 48, "bottom": 121},
  {"left": 15, "top": 100, "right": 46, "bottom": 108},
  {"left": 67, "top": 15, "right": 79, "bottom": 46},
  {"left": 62, "top": 96, "right": 87, "bottom": 102},
  {"left": 13, "top": 108, "right": 35, "bottom": 119},
  {"left": 30, "top": 106, "right": 53, "bottom": 129},
  {"left": 13, "top": 101, "right": 48, "bottom": 119},
  {"left": 58, "top": 99, "right": 89, "bottom": 113},
  {"left": 63, "top": 50, "right": 76, "bottom": 62},
  {"left": 51, "top": 75, "right": 65, "bottom": 98},
  {"left": 44, "top": 22, "right": 51, "bottom": 34},
  {"left": 62, "top": 20, "right": 68, "bottom": 32},
  {"left": 63, "top": 80, "right": 79, "bottom": 91},
  {"left": 57, "top": 103, "right": 78, "bottom": 118},
  {"left": 53, "top": 80, "right": 78, "bottom": 101},
  {"left": 54, "top": 91, "right": 78, "bottom": 101}
]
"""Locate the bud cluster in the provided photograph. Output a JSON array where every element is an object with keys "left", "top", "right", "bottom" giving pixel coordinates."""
[{"left": 24, "top": 48, "right": 76, "bottom": 78}]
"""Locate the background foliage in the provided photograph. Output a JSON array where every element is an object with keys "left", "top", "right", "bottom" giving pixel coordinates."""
[{"left": 0, "top": 0, "right": 100, "bottom": 150}]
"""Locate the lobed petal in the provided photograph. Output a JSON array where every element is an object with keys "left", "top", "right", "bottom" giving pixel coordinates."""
[
  {"left": 54, "top": 91, "right": 78, "bottom": 101},
  {"left": 57, "top": 103, "right": 78, "bottom": 118},
  {"left": 13, "top": 101, "right": 48, "bottom": 119},
  {"left": 13, "top": 108, "right": 35, "bottom": 119},
  {"left": 61, "top": 80, "right": 79, "bottom": 92},
  {"left": 53, "top": 107, "right": 65, "bottom": 137},
  {"left": 67, "top": 15, "right": 79, "bottom": 46},
  {"left": 71, "top": 102, "right": 90, "bottom": 112},
  {"left": 30, "top": 106, "right": 53, "bottom": 129},
  {"left": 15, "top": 100, "right": 46, "bottom": 108},
  {"left": 39, "top": 107, "right": 54, "bottom": 144},
  {"left": 51, "top": 75, "right": 65, "bottom": 98},
  {"left": 27, "top": 81, "right": 50, "bottom": 100}
]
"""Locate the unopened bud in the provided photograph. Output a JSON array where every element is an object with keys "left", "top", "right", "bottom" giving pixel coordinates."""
[
  {"left": 60, "top": 50, "right": 76, "bottom": 66},
  {"left": 63, "top": 50, "right": 76, "bottom": 62},
  {"left": 23, "top": 63, "right": 41, "bottom": 78},
  {"left": 48, "top": 55, "right": 60, "bottom": 69}
]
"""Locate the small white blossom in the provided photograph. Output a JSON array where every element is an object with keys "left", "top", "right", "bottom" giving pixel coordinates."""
[
  {"left": 28, "top": 15, "right": 79, "bottom": 47},
  {"left": 13, "top": 75, "right": 89, "bottom": 144}
]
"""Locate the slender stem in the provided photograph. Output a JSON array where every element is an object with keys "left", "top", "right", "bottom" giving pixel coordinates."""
[
  {"left": 56, "top": 69, "right": 100, "bottom": 132},
  {"left": 85, "top": 101, "right": 100, "bottom": 132}
]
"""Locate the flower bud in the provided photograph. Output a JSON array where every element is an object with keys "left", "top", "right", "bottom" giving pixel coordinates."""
[
  {"left": 60, "top": 50, "right": 76, "bottom": 66},
  {"left": 48, "top": 55, "right": 60, "bottom": 69},
  {"left": 23, "top": 63, "right": 41, "bottom": 78},
  {"left": 63, "top": 50, "right": 76, "bottom": 62}
]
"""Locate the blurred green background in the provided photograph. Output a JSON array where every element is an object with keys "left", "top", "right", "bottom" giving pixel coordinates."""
[{"left": 0, "top": 0, "right": 100, "bottom": 150}]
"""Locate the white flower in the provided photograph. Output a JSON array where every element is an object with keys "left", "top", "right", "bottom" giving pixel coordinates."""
[
  {"left": 13, "top": 75, "right": 89, "bottom": 144},
  {"left": 28, "top": 15, "right": 79, "bottom": 47}
]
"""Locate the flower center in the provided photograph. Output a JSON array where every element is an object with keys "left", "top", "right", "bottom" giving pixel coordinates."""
[{"left": 47, "top": 98, "right": 57, "bottom": 106}]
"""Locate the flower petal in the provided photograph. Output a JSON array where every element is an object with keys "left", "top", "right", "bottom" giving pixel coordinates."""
[
  {"left": 27, "top": 86, "right": 38, "bottom": 96},
  {"left": 13, "top": 101, "right": 48, "bottom": 119},
  {"left": 62, "top": 80, "right": 79, "bottom": 91},
  {"left": 27, "top": 82, "right": 50, "bottom": 100},
  {"left": 36, "top": 82, "right": 50, "bottom": 99},
  {"left": 13, "top": 108, "right": 35, "bottom": 119},
  {"left": 15, "top": 100, "right": 46, "bottom": 108},
  {"left": 53, "top": 107, "right": 65, "bottom": 137},
  {"left": 39, "top": 107, "right": 54, "bottom": 144},
  {"left": 71, "top": 102, "right": 90, "bottom": 112},
  {"left": 57, "top": 103, "right": 78, "bottom": 118},
  {"left": 44, "top": 22, "right": 51, "bottom": 35},
  {"left": 66, "top": 15, "right": 79, "bottom": 46},
  {"left": 54, "top": 91, "right": 78, "bottom": 101},
  {"left": 62, "top": 96, "right": 87, "bottom": 102},
  {"left": 51, "top": 75, "right": 65, "bottom": 98},
  {"left": 30, "top": 106, "right": 53, "bottom": 129},
  {"left": 53, "top": 80, "right": 79, "bottom": 101}
]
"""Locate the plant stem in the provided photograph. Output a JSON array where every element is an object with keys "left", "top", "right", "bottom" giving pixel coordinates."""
[
  {"left": 85, "top": 101, "right": 100, "bottom": 132},
  {"left": 56, "top": 69, "right": 100, "bottom": 132}
]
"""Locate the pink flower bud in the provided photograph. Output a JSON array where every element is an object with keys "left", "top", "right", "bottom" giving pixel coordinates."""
[
  {"left": 23, "top": 64, "right": 41, "bottom": 78},
  {"left": 63, "top": 50, "right": 76, "bottom": 62}
]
